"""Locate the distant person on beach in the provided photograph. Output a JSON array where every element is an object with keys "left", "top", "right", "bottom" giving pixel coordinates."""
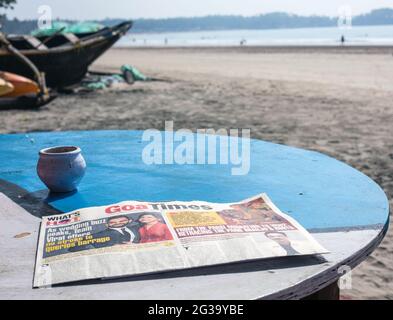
[{"left": 341, "top": 35, "right": 345, "bottom": 45}]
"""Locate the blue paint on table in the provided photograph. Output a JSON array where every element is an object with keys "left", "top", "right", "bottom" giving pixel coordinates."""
[{"left": 0, "top": 130, "right": 389, "bottom": 231}]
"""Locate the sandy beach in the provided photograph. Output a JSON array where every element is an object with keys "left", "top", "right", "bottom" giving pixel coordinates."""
[{"left": 1, "top": 46, "right": 392, "bottom": 299}]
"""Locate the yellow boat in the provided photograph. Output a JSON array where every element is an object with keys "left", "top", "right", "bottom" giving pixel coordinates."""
[
  {"left": 0, "top": 78, "right": 14, "bottom": 96},
  {"left": 0, "top": 71, "right": 39, "bottom": 98}
]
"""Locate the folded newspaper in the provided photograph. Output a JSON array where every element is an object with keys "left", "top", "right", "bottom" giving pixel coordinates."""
[{"left": 34, "top": 193, "right": 328, "bottom": 287}]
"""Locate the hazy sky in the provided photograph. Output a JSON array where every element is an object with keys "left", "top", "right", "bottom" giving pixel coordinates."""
[{"left": 6, "top": 0, "right": 393, "bottom": 20}]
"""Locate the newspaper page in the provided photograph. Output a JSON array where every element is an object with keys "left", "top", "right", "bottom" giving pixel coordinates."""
[{"left": 33, "top": 193, "right": 328, "bottom": 287}]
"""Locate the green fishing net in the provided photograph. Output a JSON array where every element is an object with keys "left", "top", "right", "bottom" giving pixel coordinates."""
[{"left": 31, "top": 22, "right": 104, "bottom": 37}]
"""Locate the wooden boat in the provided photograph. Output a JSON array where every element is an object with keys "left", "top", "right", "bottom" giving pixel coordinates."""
[
  {"left": 0, "top": 78, "right": 14, "bottom": 96},
  {"left": 0, "top": 71, "right": 39, "bottom": 98},
  {"left": 0, "top": 21, "right": 133, "bottom": 88}
]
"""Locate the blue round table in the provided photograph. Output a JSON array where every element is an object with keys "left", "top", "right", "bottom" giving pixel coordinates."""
[{"left": 0, "top": 130, "right": 389, "bottom": 299}]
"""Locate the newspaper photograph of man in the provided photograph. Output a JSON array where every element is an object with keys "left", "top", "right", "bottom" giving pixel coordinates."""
[
  {"left": 264, "top": 231, "right": 301, "bottom": 256},
  {"left": 92, "top": 215, "right": 141, "bottom": 248}
]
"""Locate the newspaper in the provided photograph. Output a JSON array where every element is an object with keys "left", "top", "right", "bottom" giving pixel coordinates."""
[{"left": 33, "top": 193, "right": 328, "bottom": 287}]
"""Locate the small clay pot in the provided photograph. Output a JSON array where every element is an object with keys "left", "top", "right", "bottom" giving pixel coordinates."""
[{"left": 37, "top": 146, "right": 86, "bottom": 193}]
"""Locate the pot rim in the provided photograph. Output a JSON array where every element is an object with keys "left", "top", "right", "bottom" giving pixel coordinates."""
[{"left": 39, "top": 146, "right": 81, "bottom": 156}]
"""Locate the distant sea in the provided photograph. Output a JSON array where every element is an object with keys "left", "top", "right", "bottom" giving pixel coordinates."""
[{"left": 117, "top": 25, "right": 393, "bottom": 47}]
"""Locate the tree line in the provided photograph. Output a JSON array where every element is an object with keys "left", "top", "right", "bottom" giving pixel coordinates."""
[{"left": 1, "top": 8, "right": 393, "bottom": 35}]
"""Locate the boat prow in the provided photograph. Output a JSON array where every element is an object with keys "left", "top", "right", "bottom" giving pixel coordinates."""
[{"left": 0, "top": 78, "right": 14, "bottom": 96}]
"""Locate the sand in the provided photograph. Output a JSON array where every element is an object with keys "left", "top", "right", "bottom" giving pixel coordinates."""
[{"left": 1, "top": 46, "right": 392, "bottom": 299}]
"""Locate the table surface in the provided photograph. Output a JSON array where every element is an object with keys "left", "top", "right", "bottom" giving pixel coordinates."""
[{"left": 0, "top": 130, "right": 389, "bottom": 299}]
